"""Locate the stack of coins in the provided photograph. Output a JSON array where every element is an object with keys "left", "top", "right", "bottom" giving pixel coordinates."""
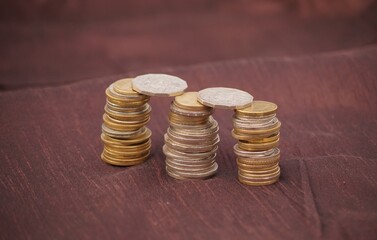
[
  {"left": 163, "top": 92, "right": 220, "bottom": 180},
  {"left": 101, "top": 78, "right": 152, "bottom": 166},
  {"left": 232, "top": 100, "right": 281, "bottom": 186}
]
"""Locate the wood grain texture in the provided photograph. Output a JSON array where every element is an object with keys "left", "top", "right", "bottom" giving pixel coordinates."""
[
  {"left": 0, "top": 46, "right": 376, "bottom": 240},
  {"left": 0, "top": 0, "right": 376, "bottom": 90}
]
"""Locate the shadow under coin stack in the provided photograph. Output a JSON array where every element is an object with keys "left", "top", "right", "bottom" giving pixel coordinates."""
[
  {"left": 101, "top": 78, "right": 152, "bottom": 166},
  {"left": 163, "top": 92, "right": 220, "bottom": 180},
  {"left": 232, "top": 101, "right": 281, "bottom": 186}
]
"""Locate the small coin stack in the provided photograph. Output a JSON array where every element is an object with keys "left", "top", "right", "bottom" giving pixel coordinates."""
[
  {"left": 232, "top": 101, "right": 281, "bottom": 186},
  {"left": 101, "top": 78, "right": 152, "bottom": 166},
  {"left": 163, "top": 92, "right": 220, "bottom": 180}
]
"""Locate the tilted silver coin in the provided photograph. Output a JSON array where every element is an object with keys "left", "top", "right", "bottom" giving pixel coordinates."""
[
  {"left": 132, "top": 74, "right": 188, "bottom": 96},
  {"left": 198, "top": 87, "right": 253, "bottom": 109}
]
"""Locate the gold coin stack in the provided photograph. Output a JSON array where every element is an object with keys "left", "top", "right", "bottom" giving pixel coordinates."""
[
  {"left": 101, "top": 78, "right": 152, "bottom": 166},
  {"left": 232, "top": 100, "right": 281, "bottom": 186},
  {"left": 163, "top": 92, "right": 220, "bottom": 180}
]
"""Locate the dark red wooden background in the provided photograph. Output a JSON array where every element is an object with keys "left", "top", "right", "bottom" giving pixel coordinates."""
[{"left": 1, "top": 1, "right": 376, "bottom": 239}]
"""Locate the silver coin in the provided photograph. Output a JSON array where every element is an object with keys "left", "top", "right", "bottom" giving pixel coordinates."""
[
  {"left": 132, "top": 74, "right": 188, "bottom": 96},
  {"left": 198, "top": 87, "right": 253, "bottom": 109},
  {"left": 233, "top": 145, "right": 279, "bottom": 158},
  {"left": 101, "top": 124, "right": 144, "bottom": 139},
  {"left": 166, "top": 163, "right": 218, "bottom": 179},
  {"left": 164, "top": 134, "right": 219, "bottom": 153},
  {"left": 163, "top": 144, "right": 218, "bottom": 160},
  {"left": 233, "top": 117, "right": 279, "bottom": 130}
]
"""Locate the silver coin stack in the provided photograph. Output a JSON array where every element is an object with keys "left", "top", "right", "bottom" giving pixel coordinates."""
[{"left": 163, "top": 92, "right": 220, "bottom": 180}]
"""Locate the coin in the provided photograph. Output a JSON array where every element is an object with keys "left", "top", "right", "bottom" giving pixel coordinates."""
[
  {"left": 236, "top": 100, "right": 278, "bottom": 117},
  {"left": 170, "top": 103, "right": 212, "bottom": 117},
  {"left": 238, "top": 138, "right": 280, "bottom": 151},
  {"left": 101, "top": 153, "right": 149, "bottom": 166},
  {"left": 163, "top": 145, "right": 217, "bottom": 161},
  {"left": 237, "top": 153, "right": 280, "bottom": 166},
  {"left": 100, "top": 128, "right": 151, "bottom": 145},
  {"left": 165, "top": 134, "right": 220, "bottom": 153},
  {"left": 198, "top": 87, "right": 253, "bottom": 109},
  {"left": 234, "top": 121, "right": 281, "bottom": 135},
  {"left": 166, "top": 163, "right": 218, "bottom": 179},
  {"left": 113, "top": 78, "right": 140, "bottom": 96},
  {"left": 174, "top": 92, "right": 209, "bottom": 111},
  {"left": 238, "top": 176, "right": 280, "bottom": 186},
  {"left": 132, "top": 74, "right": 188, "bottom": 96}
]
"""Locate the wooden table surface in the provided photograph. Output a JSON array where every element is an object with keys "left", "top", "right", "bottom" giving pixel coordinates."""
[{"left": 1, "top": 45, "right": 376, "bottom": 239}]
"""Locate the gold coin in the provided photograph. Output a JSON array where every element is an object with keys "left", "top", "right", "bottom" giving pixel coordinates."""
[
  {"left": 103, "top": 139, "right": 151, "bottom": 151},
  {"left": 103, "top": 148, "right": 150, "bottom": 160},
  {"left": 238, "top": 169, "right": 280, "bottom": 181},
  {"left": 237, "top": 161, "right": 279, "bottom": 170},
  {"left": 174, "top": 92, "right": 210, "bottom": 111},
  {"left": 238, "top": 176, "right": 279, "bottom": 186},
  {"left": 237, "top": 153, "right": 280, "bottom": 166},
  {"left": 231, "top": 129, "right": 279, "bottom": 141},
  {"left": 238, "top": 165, "right": 280, "bottom": 174},
  {"left": 106, "top": 96, "right": 150, "bottom": 108},
  {"left": 238, "top": 133, "right": 280, "bottom": 144},
  {"left": 238, "top": 138, "right": 280, "bottom": 151},
  {"left": 236, "top": 100, "right": 277, "bottom": 117},
  {"left": 103, "top": 114, "right": 149, "bottom": 131},
  {"left": 238, "top": 166, "right": 280, "bottom": 177},
  {"left": 104, "top": 112, "right": 150, "bottom": 125},
  {"left": 103, "top": 145, "right": 150, "bottom": 158},
  {"left": 101, "top": 153, "right": 149, "bottom": 166},
  {"left": 101, "top": 128, "right": 151, "bottom": 145},
  {"left": 106, "top": 84, "right": 149, "bottom": 101},
  {"left": 113, "top": 78, "right": 140, "bottom": 96}
]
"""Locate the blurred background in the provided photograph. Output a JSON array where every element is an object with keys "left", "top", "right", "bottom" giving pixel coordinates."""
[{"left": 0, "top": 0, "right": 376, "bottom": 90}]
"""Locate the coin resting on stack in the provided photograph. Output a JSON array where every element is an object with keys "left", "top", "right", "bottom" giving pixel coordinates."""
[
  {"left": 163, "top": 92, "right": 220, "bottom": 180},
  {"left": 232, "top": 101, "right": 281, "bottom": 186},
  {"left": 101, "top": 78, "right": 152, "bottom": 166}
]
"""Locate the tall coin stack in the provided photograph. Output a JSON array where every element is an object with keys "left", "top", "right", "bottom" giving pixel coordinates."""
[
  {"left": 232, "top": 101, "right": 281, "bottom": 186},
  {"left": 163, "top": 92, "right": 220, "bottom": 180},
  {"left": 101, "top": 78, "right": 152, "bottom": 166}
]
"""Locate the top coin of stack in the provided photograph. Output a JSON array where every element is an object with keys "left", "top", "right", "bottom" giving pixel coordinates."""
[
  {"left": 163, "top": 92, "right": 220, "bottom": 180},
  {"left": 101, "top": 78, "right": 152, "bottom": 166},
  {"left": 198, "top": 87, "right": 253, "bottom": 109},
  {"left": 232, "top": 101, "right": 281, "bottom": 186}
]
